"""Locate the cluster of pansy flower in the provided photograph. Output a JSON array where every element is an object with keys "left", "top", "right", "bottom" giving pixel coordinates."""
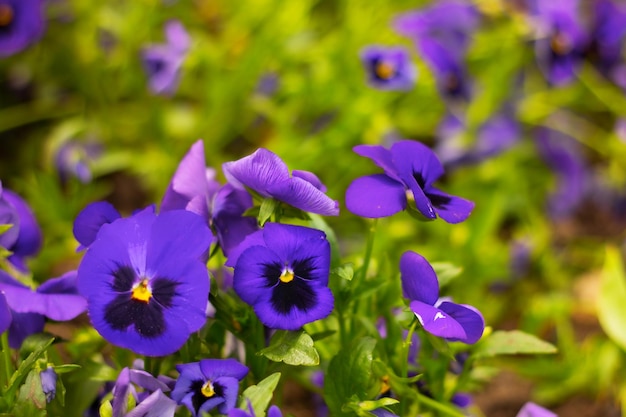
[
  {"left": 46, "top": 140, "right": 340, "bottom": 415},
  {"left": 357, "top": 0, "right": 626, "bottom": 222}
]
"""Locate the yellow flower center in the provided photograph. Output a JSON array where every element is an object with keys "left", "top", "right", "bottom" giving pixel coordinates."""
[
  {"left": 375, "top": 62, "right": 396, "bottom": 80},
  {"left": 201, "top": 380, "right": 215, "bottom": 397},
  {"left": 550, "top": 33, "right": 571, "bottom": 55},
  {"left": 131, "top": 279, "right": 152, "bottom": 303},
  {"left": 0, "top": 5, "right": 14, "bottom": 27},
  {"left": 279, "top": 268, "right": 294, "bottom": 283}
]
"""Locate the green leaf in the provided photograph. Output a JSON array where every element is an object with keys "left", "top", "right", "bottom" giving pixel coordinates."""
[
  {"left": 99, "top": 400, "right": 113, "bottom": 417},
  {"left": 324, "top": 337, "right": 377, "bottom": 417},
  {"left": 258, "top": 198, "right": 278, "bottom": 226},
  {"left": 239, "top": 372, "right": 281, "bottom": 417},
  {"left": 258, "top": 330, "right": 319, "bottom": 366},
  {"left": 52, "top": 365, "right": 81, "bottom": 375},
  {"left": 332, "top": 264, "right": 354, "bottom": 281},
  {"left": 0, "top": 224, "right": 14, "bottom": 235},
  {"left": 430, "top": 262, "right": 462, "bottom": 288},
  {"left": 598, "top": 246, "right": 626, "bottom": 351},
  {"left": 12, "top": 370, "right": 47, "bottom": 417},
  {"left": 472, "top": 330, "right": 557, "bottom": 359},
  {"left": 6, "top": 337, "right": 54, "bottom": 401},
  {"left": 358, "top": 397, "right": 399, "bottom": 411}
]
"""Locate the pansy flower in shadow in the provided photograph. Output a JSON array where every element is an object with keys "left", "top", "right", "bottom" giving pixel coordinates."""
[
  {"left": 141, "top": 20, "right": 190, "bottom": 96},
  {"left": 223, "top": 148, "right": 339, "bottom": 217},
  {"left": 360, "top": 46, "right": 417, "bottom": 91},
  {"left": 0, "top": 183, "right": 42, "bottom": 272},
  {"left": 76, "top": 207, "right": 212, "bottom": 356},
  {"left": 171, "top": 358, "right": 248, "bottom": 416},
  {"left": 588, "top": 0, "right": 626, "bottom": 89},
  {"left": 226, "top": 223, "right": 334, "bottom": 330},
  {"left": 110, "top": 367, "right": 177, "bottom": 417},
  {"left": 54, "top": 139, "right": 103, "bottom": 185},
  {"left": 531, "top": 0, "right": 587, "bottom": 86},
  {"left": 345, "top": 140, "right": 474, "bottom": 223},
  {"left": 0, "top": 270, "right": 87, "bottom": 348},
  {"left": 229, "top": 399, "right": 282, "bottom": 417},
  {"left": 161, "top": 140, "right": 258, "bottom": 256},
  {"left": 393, "top": 0, "right": 478, "bottom": 101},
  {"left": 435, "top": 108, "right": 520, "bottom": 170},
  {"left": 515, "top": 402, "right": 557, "bottom": 417},
  {"left": 535, "top": 127, "right": 588, "bottom": 219},
  {"left": 400, "top": 251, "right": 484, "bottom": 344},
  {"left": 0, "top": 0, "right": 45, "bottom": 57}
]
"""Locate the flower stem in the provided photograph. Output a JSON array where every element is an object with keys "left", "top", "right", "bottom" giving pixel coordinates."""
[
  {"left": 401, "top": 320, "right": 418, "bottom": 378},
  {"left": 1, "top": 331, "right": 12, "bottom": 390},
  {"left": 359, "top": 219, "right": 378, "bottom": 283},
  {"left": 416, "top": 392, "right": 467, "bottom": 417}
]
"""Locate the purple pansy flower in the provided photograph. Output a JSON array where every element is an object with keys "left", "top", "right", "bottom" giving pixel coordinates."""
[
  {"left": 110, "top": 367, "right": 176, "bottom": 417},
  {"left": 171, "top": 358, "right": 248, "bottom": 416},
  {"left": 435, "top": 109, "right": 520, "bottom": 169},
  {"left": 360, "top": 46, "right": 417, "bottom": 91},
  {"left": 371, "top": 409, "right": 399, "bottom": 417},
  {"left": 55, "top": 140, "right": 103, "bottom": 184},
  {"left": 532, "top": 0, "right": 587, "bottom": 86},
  {"left": 161, "top": 140, "right": 258, "bottom": 256},
  {"left": 226, "top": 223, "right": 334, "bottom": 330},
  {"left": 515, "top": 402, "right": 557, "bottom": 417},
  {"left": 393, "top": 0, "right": 478, "bottom": 101},
  {"left": 73, "top": 201, "right": 122, "bottom": 251},
  {"left": 0, "top": 183, "right": 42, "bottom": 272},
  {"left": 76, "top": 207, "right": 212, "bottom": 356},
  {"left": 345, "top": 140, "right": 474, "bottom": 223},
  {"left": 535, "top": 127, "right": 588, "bottom": 219},
  {"left": 141, "top": 20, "right": 190, "bottom": 96},
  {"left": 229, "top": 399, "right": 283, "bottom": 417},
  {"left": 0, "top": 292, "right": 10, "bottom": 335},
  {"left": 589, "top": 0, "right": 626, "bottom": 89},
  {"left": 0, "top": 270, "right": 87, "bottom": 348},
  {"left": 223, "top": 148, "right": 339, "bottom": 217},
  {"left": 400, "top": 251, "right": 484, "bottom": 344},
  {"left": 0, "top": 0, "right": 45, "bottom": 57}
]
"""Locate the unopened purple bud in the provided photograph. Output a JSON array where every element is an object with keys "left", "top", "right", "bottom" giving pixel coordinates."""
[{"left": 40, "top": 367, "right": 58, "bottom": 403}]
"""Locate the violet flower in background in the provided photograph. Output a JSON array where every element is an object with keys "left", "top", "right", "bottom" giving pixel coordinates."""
[
  {"left": 531, "top": 0, "right": 587, "bottom": 86},
  {"left": 515, "top": 402, "right": 557, "bottom": 417},
  {"left": 360, "top": 46, "right": 417, "bottom": 91},
  {"left": 0, "top": 0, "right": 45, "bottom": 57},
  {"left": 171, "top": 358, "right": 248, "bottom": 416},
  {"left": 141, "top": 20, "right": 190, "bottom": 96},
  {"left": 161, "top": 140, "right": 258, "bottom": 256},
  {"left": 226, "top": 223, "right": 334, "bottom": 330},
  {"left": 589, "top": 0, "right": 626, "bottom": 89},
  {"left": 400, "top": 251, "right": 484, "bottom": 344},
  {"left": 0, "top": 183, "right": 42, "bottom": 272},
  {"left": 223, "top": 148, "right": 339, "bottom": 216},
  {"left": 345, "top": 140, "right": 474, "bottom": 223},
  {"left": 76, "top": 207, "right": 212, "bottom": 356},
  {"left": 54, "top": 140, "right": 103, "bottom": 184},
  {"left": 435, "top": 109, "right": 520, "bottom": 169},
  {"left": 535, "top": 127, "right": 588, "bottom": 219},
  {"left": 393, "top": 0, "right": 478, "bottom": 101},
  {"left": 0, "top": 270, "right": 87, "bottom": 348}
]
